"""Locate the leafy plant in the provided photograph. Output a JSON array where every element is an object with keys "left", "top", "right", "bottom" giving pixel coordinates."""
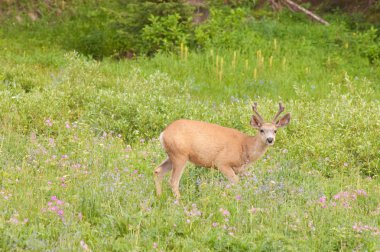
[{"left": 142, "top": 14, "right": 192, "bottom": 55}]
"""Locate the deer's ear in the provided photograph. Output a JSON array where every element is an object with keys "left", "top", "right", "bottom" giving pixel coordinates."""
[
  {"left": 276, "top": 113, "right": 290, "bottom": 128},
  {"left": 250, "top": 115, "right": 262, "bottom": 129}
]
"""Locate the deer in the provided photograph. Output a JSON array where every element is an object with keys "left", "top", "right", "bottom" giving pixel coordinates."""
[{"left": 154, "top": 102, "right": 290, "bottom": 199}]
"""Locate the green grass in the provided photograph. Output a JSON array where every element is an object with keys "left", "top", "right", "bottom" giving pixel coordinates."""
[{"left": 0, "top": 12, "right": 380, "bottom": 251}]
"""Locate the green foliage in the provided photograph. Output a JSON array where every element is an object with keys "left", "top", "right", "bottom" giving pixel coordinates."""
[
  {"left": 194, "top": 8, "right": 252, "bottom": 49},
  {"left": 0, "top": 1, "right": 194, "bottom": 58},
  {"left": 207, "top": 0, "right": 258, "bottom": 9},
  {"left": 142, "top": 14, "right": 191, "bottom": 55},
  {"left": 0, "top": 5, "right": 380, "bottom": 250},
  {"left": 0, "top": 47, "right": 378, "bottom": 175},
  {"left": 97, "top": 0, "right": 194, "bottom": 57},
  {"left": 353, "top": 27, "right": 380, "bottom": 64}
]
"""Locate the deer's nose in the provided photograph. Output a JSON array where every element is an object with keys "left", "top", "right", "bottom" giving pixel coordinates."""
[{"left": 267, "top": 137, "right": 274, "bottom": 143}]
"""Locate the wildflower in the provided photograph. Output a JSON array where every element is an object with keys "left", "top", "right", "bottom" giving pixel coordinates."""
[
  {"left": 308, "top": 220, "right": 315, "bottom": 231},
  {"left": 48, "top": 138, "right": 55, "bottom": 147},
  {"left": 9, "top": 217, "right": 19, "bottom": 224},
  {"left": 30, "top": 132, "right": 37, "bottom": 142},
  {"left": 45, "top": 119, "right": 53, "bottom": 127},
  {"left": 80, "top": 240, "right": 90, "bottom": 251},
  {"left": 186, "top": 219, "right": 191, "bottom": 224},
  {"left": 153, "top": 242, "right": 158, "bottom": 249},
  {"left": 212, "top": 222, "right": 218, "bottom": 227},
  {"left": 185, "top": 204, "right": 202, "bottom": 217},
  {"left": 342, "top": 201, "right": 351, "bottom": 208},
  {"left": 235, "top": 195, "right": 242, "bottom": 201},
  {"left": 356, "top": 189, "right": 367, "bottom": 196},
  {"left": 249, "top": 207, "right": 260, "bottom": 214},
  {"left": 65, "top": 122, "right": 71, "bottom": 129},
  {"left": 318, "top": 196, "right": 327, "bottom": 204},
  {"left": 72, "top": 163, "right": 81, "bottom": 169},
  {"left": 196, "top": 178, "right": 201, "bottom": 186},
  {"left": 219, "top": 208, "right": 230, "bottom": 216},
  {"left": 352, "top": 223, "right": 380, "bottom": 236},
  {"left": 51, "top": 196, "right": 57, "bottom": 201},
  {"left": 78, "top": 212, "right": 83, "bottom": 221}
]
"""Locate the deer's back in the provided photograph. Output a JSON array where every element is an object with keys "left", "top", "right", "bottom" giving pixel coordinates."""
[{"left": 160, "top": 119, "right": 248, "bottom": 167}]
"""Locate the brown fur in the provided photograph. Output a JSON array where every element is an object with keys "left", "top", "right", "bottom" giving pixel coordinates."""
[{"left": 154, "top": 106, "right": 290, "bottom": 199}]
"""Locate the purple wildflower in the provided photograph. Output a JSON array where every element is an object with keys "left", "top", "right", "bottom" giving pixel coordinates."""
[{"left": 45, "top": 119, "right": 53, "bottom": 127}]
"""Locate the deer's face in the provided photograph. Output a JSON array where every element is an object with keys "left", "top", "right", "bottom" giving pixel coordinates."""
[
  {"left": 250, "top": 103, "right": 291, "bottom": 146},
  {"left": 258, "top": 123, "right": 277, "bottom": 145}
]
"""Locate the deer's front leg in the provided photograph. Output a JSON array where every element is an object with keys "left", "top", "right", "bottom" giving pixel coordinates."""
[{"left": 218, "top": 166, "right": 239, "bottom": 184}]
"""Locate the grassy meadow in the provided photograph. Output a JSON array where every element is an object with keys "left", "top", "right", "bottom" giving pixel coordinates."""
[{"left": 0, "top": 6, "right": 380, "bottom": 251}]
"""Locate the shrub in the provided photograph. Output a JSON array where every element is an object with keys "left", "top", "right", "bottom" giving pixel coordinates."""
[
  {"left": 141, "top": 14, "right": 191, "bottom": 55},
  {"left": 100, "top": 0, "right": 194, "bottom": 57}
]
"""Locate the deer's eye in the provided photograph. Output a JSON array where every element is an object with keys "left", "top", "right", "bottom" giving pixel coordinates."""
[
  {"left": 260, "top": 129, "right": 264, "bottom": 133},
  {"left": 274, "top": 130, "right": 277, "bottom": 134}
]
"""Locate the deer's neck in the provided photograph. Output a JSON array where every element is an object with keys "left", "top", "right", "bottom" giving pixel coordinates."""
[{"left": 244, "top": 135, "right": 269, "bottom": 163}]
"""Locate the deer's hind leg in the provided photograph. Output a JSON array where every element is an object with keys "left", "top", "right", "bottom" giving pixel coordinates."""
[
  {"left": 169, "top": 156, "right": 187, "bottom": 199},
  {"left": 154, "top": 157, "right": 173, "bottom": 196}
]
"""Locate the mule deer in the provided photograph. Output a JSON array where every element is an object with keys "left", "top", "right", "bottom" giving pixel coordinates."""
[{"left": 154, "top": 103, "right": 290, "bottom": 199}]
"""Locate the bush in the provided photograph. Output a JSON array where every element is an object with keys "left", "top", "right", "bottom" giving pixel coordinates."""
[
  {"left": 141, "top": 14, "right": 191, "bottom": 55},
  {"left": 194, "top": 7, "right": 252, "bottom": 49},
  {"left": 92, "top": 0, "right": 194, "bottom": 57}
]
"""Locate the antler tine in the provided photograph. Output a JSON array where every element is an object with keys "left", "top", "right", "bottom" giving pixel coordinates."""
[
  {"left": 272, "top": 102, "right": 285, "bottom": 123},
  {"left": 252, "top": 102, "right": 265, "bottom": 122}
]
